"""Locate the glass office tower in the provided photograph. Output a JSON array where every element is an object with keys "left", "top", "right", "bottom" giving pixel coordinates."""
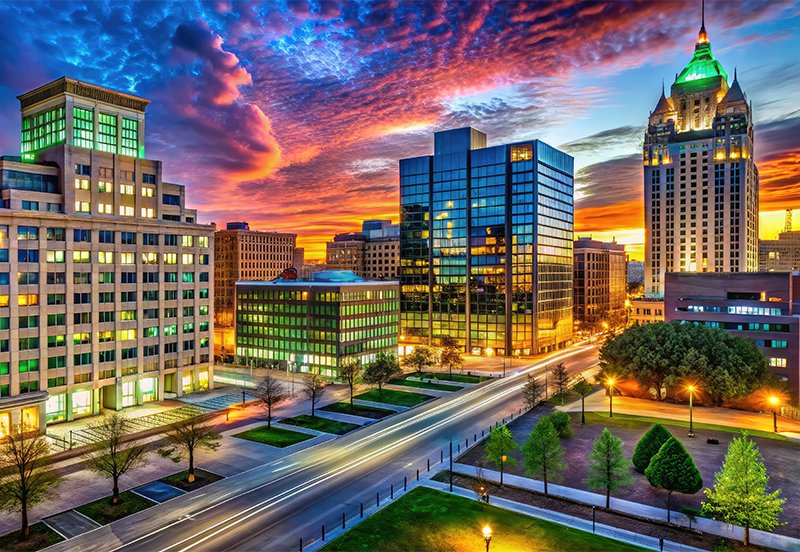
[{"left": 399, "top": 128, "right": 574, "bottom": 356}]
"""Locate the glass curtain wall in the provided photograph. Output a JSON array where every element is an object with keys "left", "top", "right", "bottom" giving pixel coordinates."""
[{"left": 400, "top": 156, "right": 431, "bottom": 344}]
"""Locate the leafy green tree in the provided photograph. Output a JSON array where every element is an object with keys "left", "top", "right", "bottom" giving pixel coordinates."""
[
  {"left": 632, "top": 423, "right": 672, "bottom": 473},
  {"left": 573, "top": 378, "right": 594, "bottom": 424},
  {"left": 339, "top": 357, "right": 361, "bottom": 413},
  {"left": 549, "top": 411, "right": 573, "bottom": 439},
  {"left": 645, "top": 437, "right": 703, "bottom": 521},
  {"left": 402, "top": 345, "right": 435, "bottom": 379},
  {"left": 362, "top": 352, "right": 402, "bottom": 400},
  {"left": 551, "top": 363, "right": 570, "bottom": 404},
  {"left": 440, "top": 348, "right": 463, "bottom": 381},
  {"left": 522, "top": 373, "right": 544, "bottom": 411},
  {"left": 703, "top": 433, "right": 786, "bottom": 546},
  {"left": 485, "top": 426, "right": 518, "bottom": 486},
  {"left": 522, "top": 417, "right": 567, "bottom": 496},
  {"left": 157, "top": 416, "right": 222, "bottom": 483},
  {"left": 586, "top": 428, "right": 634, "bottom": 508},
  {"left": 0, "top": 425, "right": 62, "bottom": 537}
]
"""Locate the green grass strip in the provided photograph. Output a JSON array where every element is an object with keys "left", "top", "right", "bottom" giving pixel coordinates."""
[
  {"left": 281, "top": 414, "right": 360, "bottom": 435},
  {"left": 389, "top": 379, "right": 462, "bottom": 392},
  {"left": 354, "top": 389, "right": 433, "bottom": 407},
  {"left": 233, "top": 425, "right": 315, "bottom": 447},
  {"left": 74, "top": 490, "right": 156, "bottom": 526}
]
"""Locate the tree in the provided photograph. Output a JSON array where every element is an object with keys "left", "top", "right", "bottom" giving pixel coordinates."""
[
  {"left": 157, "top": 417, "right": 222, "bottom": 483},
  {"left": 254, "top": 374, "right": 288, "bottom": 429},
  {"left": 549, "top": 411, "right": 573, "bottom": 439},
  {"left": 573, "top": 378, "right": 594, "bottom": 424},
  {"left": 522, "top": 416, "right": 567, "bottom": 496},
  {"left": 82, "top": 414, "right": 148, "bottom": 505},
  {"left": 440, "top": 348, "right": 463, "bottom": 381},
  {"left": 551, "top": 363, "right": 570, "bottom": 404},
  {"left": 402, "top": 345, "right": 435, "bottom": 378},
  {"left": 339, "top": 357, "right": 361, "bottom": 413},
  {"left": 645, "top": 437, "right": 703, "bottom": 521},
  {"left": 522, "top": 374, "right": 544, "bottom": 411},
  {"left": 302, "top": 373, "right": 326, "bottom": 417},
  {"left": 586, "top": 428, "right": 634, "bottom": 508},
  {"left": 362, "top": 352, "right": 402, "bottom": 400},
  {"left": 485, "top": 426, "right": 518, "bottom": 486},
  {"left": 632, "top": 423, "right": 672, "bottom": 473},
  {"left": 702, "top": 433, "right": 786, "bottom": 546},
  {"left": 0, "top": 425, "right": 62, "bottom": 537}
]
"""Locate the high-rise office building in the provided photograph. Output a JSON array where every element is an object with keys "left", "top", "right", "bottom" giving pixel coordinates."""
[
  {"left": 399, "top": 127, "right": 574, "bottom": 356},
  {"left": 213, "top": 222, "right": 297, "bottom": 354},
  {"left": 644, "top": 14, "right": 758, "bottom": 297},
  {"left": 0, "top": 77, "right": 215, "bottom": 432},
  {"left": 573, "top": 237, "right": 627, "bottom": 324}
]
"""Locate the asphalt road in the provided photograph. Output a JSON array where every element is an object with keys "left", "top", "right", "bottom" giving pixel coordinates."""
[{"left": 47, "top": 344, "right": 599, "bottom": 552}]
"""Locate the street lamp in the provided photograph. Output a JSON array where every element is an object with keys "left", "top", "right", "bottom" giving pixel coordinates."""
[
  {"left": 687, "top": 385, "right": 695, "bottom": 438},
  {"left": 482, "top": 525, "right": 492, "bottom": 552},
  {"left": 608, "top": 379, "right": 615, "bottom": 418},
  {"left": 770, "top": 396, "right": 780, "bottom": 433}
]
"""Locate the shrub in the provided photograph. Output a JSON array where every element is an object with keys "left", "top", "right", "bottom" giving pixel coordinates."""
[
  {"left": 632, "top": 423, "right": 672, "bottom": 473},
  {"left": 549, "top": 411, "right": 573, "bottom": 439}
]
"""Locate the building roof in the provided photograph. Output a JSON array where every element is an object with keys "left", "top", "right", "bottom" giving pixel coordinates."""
[
  {"left": 17, "top": 76, "right": 151, "bottom": 112},
  {"left": 238, "top": 270, "right": 397, "bottom": 287},
  {"left": 672, "top": 42, "right": 728, "bottom": 95},
  {"left": 653, "top": 87, "right": 674, "bottom": 114},
  {"left": 719, "top": 72, "right": 746, "bottom": 104}
]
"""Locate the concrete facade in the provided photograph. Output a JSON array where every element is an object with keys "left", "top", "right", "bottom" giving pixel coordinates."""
[
  {"left": 573, "top": 237, "right": 627, "bottom": 323},
  {"left": 759, "top": 231, "right": 800, "bottom": 272}
]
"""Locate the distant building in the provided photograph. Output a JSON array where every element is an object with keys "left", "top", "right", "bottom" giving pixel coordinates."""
[
  {"left": 400, "top": 127, "right": 574, "bottom": 356},
  {"left": 630, "top": 298, "right": 665, "bottom": 325},
  {"left": 235, "top": 270, "right": 399, "bottom": 377},
  {"left": 326, "top": 233, "right": 366, "bottom": 276},
  {"left": 293, "top": 247, "right": 305, "bottom": 268},
  {"left": 325, "top": 220, "right": 399, "bottom": 279},
  {"left": 759, "top": 232, "right": 800, "bottom": 272},
  {"left": 644, "top": 14, "right": 758, "bottom": 297},
  {"left": 214, "top": 224, "right": 298, "bottom": 354},
  {"left": 298, "top": 262, "right": 326, "bottom": 279},
  {"left": 628, "top": 261, "right": 645, "bottom": 284},
  {"left": 665, "top": 272, "right": 799, "bottom": 397},
  {"left": 573, "top": 237, "right": 627, "bottom": 323}
]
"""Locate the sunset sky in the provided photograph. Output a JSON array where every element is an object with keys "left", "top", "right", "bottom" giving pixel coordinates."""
[{"left": 1, "top": 1, "right": 799, "bottom": 261}]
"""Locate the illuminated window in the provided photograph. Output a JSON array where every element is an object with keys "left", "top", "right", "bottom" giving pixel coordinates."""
[
  {"left": 18, "top": 294, "right": 38, "bottom": 306},
  {"left": 119, "top": 205, "right": 134, "bottom": 217},
  {"left": 164, "top": 253, "right": 177, "bottom": 265},
  {"left": 75, "top": 201, "right": 90, "bottom": 212},
  {"left": 72, "top": 251, "right": 90, "bottom": 263},
  {"left": 121, "top": 184, "right": 134, "bottom": 195},
  {"left": 511, "top": 144, "right": 533, "bottom": 162},
  {"left": 142, "top": 187, "right": 154, "bottom": 197},
  {"left": 142, "top": 252, "right": 159, "bottom": 265},
  {"left": 75, "top": 178, "right": 90, "bottom": 190},
  {"left": 121, "top": 118, "right": 139, "bottom": 158},
  {"left": 769, "top": 358, "right": 787, "bottom": 368},
  {"left": 97, "top": 113, "right": 117, "bottom": 153},
  {"left": 198, "top": 236, "right": 209, "bottom": 248},
  {"left": 73, "top": 107, "right": 94, "bottom": 149},
  {"left": 117, "top": 329, "right": 137, "bottom": 341},
  {"left": 122, "top": 381, "right": 135, "bottom": 408},
  {"left": 182, "top": 236, "right": 193, "bottom": 247},
  {"left": 98, "top": 204, "right": 112, "bottom": 214},
  {"left": 182, "top": 253, "right": 194, "bottom": 264},
  {"left": 120, "top": 252, "right": 135, "bottom": 265},
  {"left": 141, "top": 208, "right": 154, "bottom": 218},
  {"left": 72, "top": 390, "right": 92, "bottom": 417},
  {"left": 98, "top": 251, "right": 113, "bottom": 264},
  {"left": 21, "top": 106, "right": 66, "bottom": 159},
  {"left": 99, "top": 181, "right": 112, "bottom": 193}
]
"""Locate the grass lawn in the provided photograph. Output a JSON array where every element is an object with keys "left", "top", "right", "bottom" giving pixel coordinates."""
[
  {"left": 320, "top": 401, "right": 395, "bottom": 419},
  {"left": 74, "top": 490, "right": 156, "bottom": 525},
  {"left": 159, "top": 468, "right": 225, "bottom": 492},
  {"left": 355, "top": 389, "right": 433, "bottom": 407},
  {"left": 233, "top": 425, "right": 315, "bottom": 447},
  {"left": 320, "top": 486, "right": 646, "bottom": 552},
  {"left": 421, "top": 372, "right": 492, "bottom": 383},
  {"left": 0, "top": 522, "right": 64, "bottom": 552},
  {"left": 281, "top": 414, "right": 359, "bottom": 435},
  {"left": 582, "top": 412, "right": 793, "bottom": 442},
  {"left": 389, "top": 378, "right": 462, "bottom": 392}
]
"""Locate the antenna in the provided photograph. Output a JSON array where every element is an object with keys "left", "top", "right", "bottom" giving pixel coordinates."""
[
  {"left": 785, "top": 209, "right": 793, "bottom": 233},
  {"left": 702, "top": 0, "right": 705, "bottom": 28}
]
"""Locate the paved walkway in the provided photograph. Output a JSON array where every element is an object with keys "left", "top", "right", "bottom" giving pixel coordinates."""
[
  {"left": 311, "top": 409, "right": 368, "bottom": 425},
  {"left": 562, "top": 391, "right": 800, "bottom": 436},
  {"left": 353, "top": 399, "right": 406, "bottom": 411},
  {"left": 452, "top": 463, "right": 800, "bottom": 551},
  {"left": 384, "top": 383, "right": 454, "bottom": 397}
]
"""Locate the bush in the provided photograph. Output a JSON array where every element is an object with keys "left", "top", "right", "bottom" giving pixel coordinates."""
[
  {"left": 632, "top": 423, "right": 672, "bottom": 473},
  {"left": 549, "top": 411, "right": 573, "bottom": 439}
]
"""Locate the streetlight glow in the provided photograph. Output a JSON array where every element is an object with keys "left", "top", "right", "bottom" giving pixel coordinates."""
[
  {"left": 770, "top": 397, "right": 779, "bottom": 404},
  {"left": 483, "top": 526, "right": 492, "bottom": 539}
]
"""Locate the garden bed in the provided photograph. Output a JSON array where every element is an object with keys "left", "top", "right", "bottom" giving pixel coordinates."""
[
  {"left": 320, "top": 401, "right": 395, "bottom": 419},
  {"left": 280, "top": 414, "right": 359, "bottom": 435},
  {"left": 354, "top": 389, "right": 434, "bottom": 407},
  {"left": 74, "top": 490, "right": 156, "bottom": 525},
  {"left": 159, "top": 468, "right": 225, "bottom": 492},
  {"left": 389, "top": 378, "right": 462, "bottom": 392},
  {"left": 0, "top": 522, "right": 64, "bottom": 552},
  {"left": 233, "top": 425, "right": 315, "bottom": 447}
]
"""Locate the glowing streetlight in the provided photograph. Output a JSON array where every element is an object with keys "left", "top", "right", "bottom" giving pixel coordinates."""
[
  {"left": 687, "top": 385, "right": 695, "bottom": 438},
  {"left": 608, "top": 379, "right": 615, "bottom": 418},
  {"left": 770, "top": 396, "right": 780, "bottom": 433},
  {"left": 483, "top": 526, "right": 492, "bottom": 552},
  {"left": 486, "top": 348, "right": 494, "bottom": 356}
]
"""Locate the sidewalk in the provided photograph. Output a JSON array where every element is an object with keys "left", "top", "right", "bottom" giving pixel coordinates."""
[
  {"left": 561, "top": 391, "right": 800, "bottom": 436},
  {"left": 452, "top": 463, "right": 800, "bottom": 551}
]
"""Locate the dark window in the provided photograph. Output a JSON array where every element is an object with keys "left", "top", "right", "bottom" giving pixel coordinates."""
[
  {"left": 143, "top": 173, "right": 156, "bottom": 184},
  {"left": 121, "top": 231, "right": 136, "bottom": 245},
  {"left": 163, "top": 194, "right": 180, "bottom": 206},
  {"left": 74, "top": 229, "right": 91, "bottom": 243},
  {"left": 98, "top": 230, "right": 114, "bottom": 244},
  {"left": 75, "top": 164, "right": 91, "bottom": 176}
]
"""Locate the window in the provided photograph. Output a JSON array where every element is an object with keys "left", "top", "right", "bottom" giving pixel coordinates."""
[
  {"left": 120, "top": 252, "right": 135, "bottom": 264},
  {"left": 164, "top": 235, "right": 178, "bottom": 246},
  {"left": 98, "top": 230, "right": 114, "bottom": 244},
  {"left": 143, "top": 272, "right": 158, "bottom": 283},
  {"left": 769, "top": 358, "right": 787, "bottom": 368},
  {"left": 98, "top": 292, "right": 114, "bottom": 303},
  {"left": 200, "top": 338, "right": 209, "bottom": 348},
  {"left": 121, "top": 169, "right": 135, "bottom": 181},
  {"left": 183, "top": 340, "right": 195, "bottom": 351},
  {"left": 121, "top": 232, "right": 136, "bottom": 245},
  {"left": 142, "top": 252, "right": 159, "bottom": 265},
  {"left": 121, "top": 347, "right": 137, "bottom": 360},
  {"left": 19, "top": 381, "right": 39, "bottom": 393},
  {"left": 99, "top": 251, "right": 114, "bottom": 264},
  {"left": 121, "top": 291, "right": 136, "bottom": 302},
  {"left": 18, "top": 250, "right": 38, "bottom": 263},
  {"left": 0, "top": 250, "right": 7, "bottom": 263},
  {"left": 74, "top": 108, "right": 94, "bottom": 149},
  {"left": 121, "top": 118, "right": 139, "bottom": 157},
  {"left": 99, "top": 272, "right": 115, "bottom": 284},
  {"left": 118, "top": 329, "right": 136, "bottom": 340},
  {"left": 19, "top": 316, "right": 38, "bottom": 329},
  {"left": 183, "top": 323, "right": 194, "bottom": 333},
  {"left": 19, "top": 337, "right": 39, "bottom": 350},
  {"left": 165, "top": 290, "right": 178, "bottom": 301},
  {"left": 17, "top": 226, "right": 38, "bottom": 240},
  {"left": 119, "top": 205, "right": 134, "bottom": 217},
  {"left": 182, "top": 272, "right": 195, "bottom": 283},
  {"left": 163, "top": 214, "right": 180, "bottom": 222},
  {"left": 182, "top": 235, "right": 193, "bottom": 247},
  {"left": 75, "top": 201, "right": 90, "bottom": 212},
  {"left": 98, "top": 311, "right": 115, "bottom": 323},
  {"left": 99, "top": 181, "right": 113, "bottom": 193},
  {"left": 144, "top": 327, "right": 159, "bottom": 338},
  {"left": 142, "top": 187, "right": 154, "bottom": 197},
  {"left": 164, "top": 342, "right": 178, "bottom": 354},
  {"left": 182, "top": 254, "right": 194, "bottom": 265},
  {"left": 119, "top": 310, "right": 136, "bottom": 321},
  {"left": 200, "top": 272, "right": 209, "bottom": 282},
  {"left": 47, "top": 251, "right": 65, "bottom": 263},
  {"left": 200, "top": 289, "right": 209, "bottom": 299},
  {"left": 47, "top": 294, "right": 65, "bottom": 305},
  {"left": 198, "top": 236, "right": 209, "bottom": 248},
  {"left": 143, "top": 173, "right": 156, "bottom": 185},
  {"left": 73, "top": 251, "right": 90, "bottom": 263},
  {"left": 164, "top": 253, "right": 177, "bottom": 265},
  {"left": 120, "top": 184, "right": 134, "bottom": 195},
  {"left": 199, "top": 254, "right": 209, "bottom": 265},
  {"left": 17, "top": 294, "right": 38, "bottom": 306},
  {"left": 183, "top": 289, "right": 195, "bottom": 300},
  {"left": 163, "top": 193, "right": 180, "bottom": 205},
  {"left": 98, "top": 203, "right": 113, "bottom": 214},
  {"left": 165, "top": 272, "right": 178, "bottom": 283},
  {"left": 75, "top": 163, "right": 90, "bottom": 176},
  {"left": 46, "top": 228, "right": 65, "bottom": 241},
  {"left": 18, "top": 272, "right": 39, "bottom": 285},
  {"left": 199, "top": 322, "right": 209, "bottom": 332},
  {"left": 143, "top": 233, "right": 158, "bottom": 246},
  {"left": 47, "top": 314, "right": 65, "bottom": 327},
  {"left": 99, "top": 167, "right": 113, "bottom": 178},
  {"left": 141, "top": 208, "right": 154, "bottom": 218},
  {"left": 143, "top": 308, "right": 159, "bottom": 319},
  {"left": 199, "top": 305, "right": 209, "bottom": 316},
  {"left": 74, "top": 332, "right": 91, "bottom": 345},
  {"left": 72, "top": 272, "right": 90, "bottom": 284},
  {"left": 48, "top": 356, "right": 66, "bottom": 369},
  {"left": 164, "top": 307, "right": 177, "bottom": 318},
  {"left": 183, "top": 306, "right": 194, "bottom": 317},
  {"left": 164, "top": 324, "right": 178, "bottom": 336},
  {"left": 74, "top": 353, "right": 92, "bottom": 366},
  {"left": 143, "top": 290, "right": 158, "bottom": 301},
  {"left": 74, "top": 312, "right": 91, "bottom": 324},
  {"left": 99, "top": 350, "right": 116, "bottom": 363},
  {"left": 74, "top": 229, "right": 91, "bottom": 243},
  {"left": 47, "top": 335, "right": 66, "bottom": 348},
  {"left": 144, "top": 344, "right": 159, "bottom": 357},
  {"left": 73, "top": 293, "right": 91, "bottom": 304},
  {"left": 120, "top": 272, "right": 137, "bottom": 284}
]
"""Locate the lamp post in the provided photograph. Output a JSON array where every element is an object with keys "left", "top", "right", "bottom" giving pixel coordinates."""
[
  {"left": 483, "top": 526, "right": 492, "bottom": 552},
  {"left": 608, "top": 379, "right": 615, "bottom": 418},
  {"left": 770, "top": 396, "right": 779, "bottom": 433},
  {"left": 688, "top": 386, "right": 695, "bottom": 438}
]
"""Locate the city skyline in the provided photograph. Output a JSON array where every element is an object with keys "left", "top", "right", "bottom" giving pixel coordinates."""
[{"left": 1, "top": 1, "right": 799, "bottom": 260}]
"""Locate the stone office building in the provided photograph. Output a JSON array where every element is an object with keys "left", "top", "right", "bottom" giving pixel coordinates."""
[{"left": 0, "top": 77, "right": 215, "bottom": 433}]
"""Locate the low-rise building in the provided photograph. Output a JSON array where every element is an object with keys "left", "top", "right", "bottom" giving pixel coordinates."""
[
  {"left": 326, "top": 220, "right": 399, "bottom": 280},
  {"left": 759, "top": 231, "right": 800, "bottom": 272},
  {"left": 573, "top": 237, "right": 627, "bottom": 324},
  {"left": 235, "top": 270, "right": 399, "bottom": 377},
  {"left": 630, "top": 298, "right": 665, "bottom": 325},
  {"left": 665, "top": 272, "right": 800, "bottom": 397}
]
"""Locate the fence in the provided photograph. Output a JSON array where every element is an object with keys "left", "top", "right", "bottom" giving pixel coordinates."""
[{"left": 295, "top": 406, "right": 528, "bottom": 551}]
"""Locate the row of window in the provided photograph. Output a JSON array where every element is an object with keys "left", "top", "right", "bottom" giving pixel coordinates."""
[{"left": 3, "top": 226, "right": 208, "bottom": 248}]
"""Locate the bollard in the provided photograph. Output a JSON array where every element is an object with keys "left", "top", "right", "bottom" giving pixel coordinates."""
[
  {"left": 449, "top": 441, "right": 453, "bottom": 492},
  {"left": 519, "top": 408, "right": 521, "bottom": 415},
  {"left": 377, "top": 491, "right": 379, "bottom": 507},
  {"left": 511, "top": 413, "right": 513, "bottom": 420},
  {"left": 360, "top": 502, "right": 363, "bottom": 518},
  {"left": 482, "top": 429, "right": 484, "bottom": 437},
  {"left": 416, "top": 468, "right": 419, "bottom": 481},
  {"left": 391, "top": 484, "right": 394, "bottom": 499},
  {"left": 465, "top": 438, "right": 468, "bottom": 449},
  {"left": 441, "top": 450, "right": 443, "bottom": 463},
  {"left": 322, "top": 525, "right": 325, "bottom": 541},
  {"left": 342, "top": 512, "right": 345, "bottom": 530},
  {"left": 474, "top": 434, "right": 477, "bottom": 442},
  {"left": 427, "top": 458, "right": 430, "bottom": 472},
  {"left": 404, "top": 476, "right": 407, "bottom": 491},
  {"left": 458, "top": 443, "right": 460, "bottom": 453},
  {"left": 299, "top": 538, "right": 303, "bottom": 552},
  {"left": 592, "top": 506, "right": 596, "bottom": 533}
]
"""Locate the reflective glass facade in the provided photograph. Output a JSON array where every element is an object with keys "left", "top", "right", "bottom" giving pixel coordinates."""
[{"left": 400, "top": 128, "right": 574, "bottom": 356}]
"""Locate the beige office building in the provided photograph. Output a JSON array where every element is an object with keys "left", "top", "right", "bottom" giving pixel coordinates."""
[
  {"left": 213, "top": 222, "right": 297, "bottom": 354},
  {"left": 0, "top": 77, "right": 215, "bottom": 433}
]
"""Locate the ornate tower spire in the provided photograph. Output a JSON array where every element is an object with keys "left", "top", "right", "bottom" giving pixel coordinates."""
[{"left": 698, "top": 0, "right": 709, "bottom": 43}]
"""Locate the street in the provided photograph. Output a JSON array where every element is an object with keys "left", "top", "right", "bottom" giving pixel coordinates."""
[{"left": 47, "top": 344, "right": 600, "bottom": 552}]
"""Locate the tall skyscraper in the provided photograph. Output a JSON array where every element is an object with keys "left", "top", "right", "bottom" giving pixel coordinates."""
[
  {"left": 399, "top": 127, "right": 574, "bottom": 356},
  {"left": 0, "top": 77, "right": 215, "bottom": 431},
  {"left": 644, "top": 13, "right": 758, "bottom": 297}
]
